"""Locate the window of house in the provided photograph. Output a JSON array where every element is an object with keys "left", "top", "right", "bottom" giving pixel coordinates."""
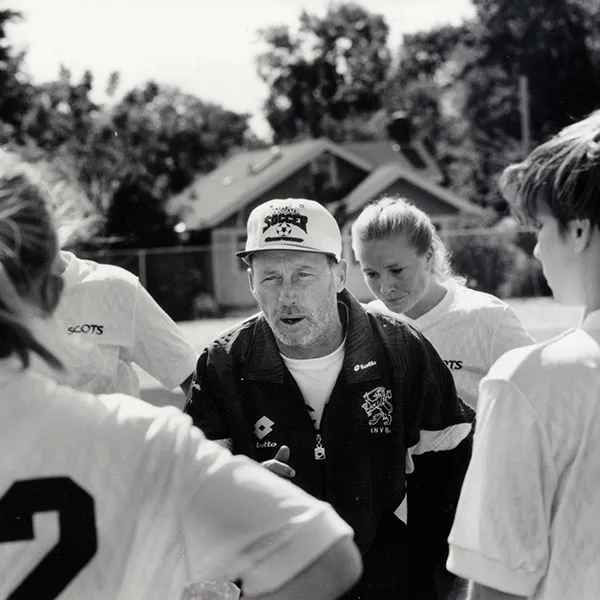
[{"left": 310, "top": 153, "right": 339, "bottom": 188}]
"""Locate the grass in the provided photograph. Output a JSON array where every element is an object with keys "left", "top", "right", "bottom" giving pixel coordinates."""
[{"left": 138, "top": 296, "right": 584, "bottom": 408}]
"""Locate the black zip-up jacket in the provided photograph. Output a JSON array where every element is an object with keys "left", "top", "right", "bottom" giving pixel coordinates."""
[{"left": 185, "top": 289, "right": 474, "bottom": 599}]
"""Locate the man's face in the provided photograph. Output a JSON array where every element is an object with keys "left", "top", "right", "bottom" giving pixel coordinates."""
[{"left": 248, "top": 250, "right": 346, "bottom": 358}]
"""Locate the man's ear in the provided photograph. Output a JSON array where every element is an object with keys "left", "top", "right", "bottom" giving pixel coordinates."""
[
  {"left": 247, "top": 267, "right": 258, "bottom": 300},
  {"left": 572, "top": 218, "right": 593, "bottom": 253},
  {"left": 334, "top": 259, "right": 347, "bottom": 293}
]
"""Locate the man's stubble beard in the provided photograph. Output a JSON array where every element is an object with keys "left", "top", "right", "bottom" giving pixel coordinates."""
[{"left": 271, "top": 307, "right": 339, "bottom": 350}]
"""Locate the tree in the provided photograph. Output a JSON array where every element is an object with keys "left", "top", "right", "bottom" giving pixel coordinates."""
[
  {"left": 20, "top": 66, "right": 100, "bottom": 150},
  {"left": 102, "top": 173, "right": 179, "bottom": 249},
  {"left": 469, "top": 0, "right": 600, "bottom": 140},
  {"left": 257, "top": 2, "right": 392, "bottom": 142},
  {"left": 20, "top": 76, "right": 252, "bottom": 248},
  {"left": 0, "top": 8, "right": 35, "bottom": 143},
  {"left": 385, "top": 0, "right": 600, "bottom": 208},
  {"left": 110, "top": 82, "right": 250, "bottom": 194}
]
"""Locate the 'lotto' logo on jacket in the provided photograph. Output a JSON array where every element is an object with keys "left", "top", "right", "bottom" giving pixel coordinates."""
[
  {"left": 253, "top": 416, "right": 275, "bottom": 440},
  {"left": 67, "top": 324, "right": 104, "bottom": 335},
  {"left": 362, "top": 386, "right": 393, "bottom": 433},
  {"left": 354, "top": 360, "right": 376, "bottom": 372}
]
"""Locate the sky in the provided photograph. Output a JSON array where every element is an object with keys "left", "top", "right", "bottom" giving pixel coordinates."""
[{"left": 8, "top": 0, "right": 475, "bottom": 138}]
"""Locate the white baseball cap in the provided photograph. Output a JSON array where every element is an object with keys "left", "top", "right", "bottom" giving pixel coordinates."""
[{"left": 237, "top": 198, "right": 342, "bottom": 261}]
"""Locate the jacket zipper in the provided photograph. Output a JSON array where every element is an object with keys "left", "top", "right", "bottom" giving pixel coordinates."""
[
  {"left": 315, "top": 395, "right": 332, "bottom": 461},
  {"left": 314, "top": 432, "right": 326, "bottom": 460}
]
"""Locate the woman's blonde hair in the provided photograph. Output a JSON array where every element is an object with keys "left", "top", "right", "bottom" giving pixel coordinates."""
[
  {"left": 0, "top": 151, "right": 63, "bottom": 370},
  {"left": 351, "top": 196, "right": 464, "bottom": 283}
]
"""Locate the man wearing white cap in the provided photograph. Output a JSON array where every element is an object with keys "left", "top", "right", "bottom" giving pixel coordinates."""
[{"left": 185, "top": 198, "right": 475, "bottom": 600}]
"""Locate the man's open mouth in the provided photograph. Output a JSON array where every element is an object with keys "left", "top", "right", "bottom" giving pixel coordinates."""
[{"left": 280, "top": 317, "right": 305, "bottom": 325}]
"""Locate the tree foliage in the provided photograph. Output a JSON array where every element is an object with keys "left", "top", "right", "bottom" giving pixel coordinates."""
[
  {"left": 0, "top": 8, "right": 34, "bottom": 143},
  {"left": 385, "top": 0, "right": 600, "bottom": 207},
  {"left": 257, "top": 2, "right": 391, "bottom": 142},
  {"left": 0, "top": 6, "right": 254, "bottom": 249},
  {"left": 2, "top": 0, "right": 600, "bottom": 249}
]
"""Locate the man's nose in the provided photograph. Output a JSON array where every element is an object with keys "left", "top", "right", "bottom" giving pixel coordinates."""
[{"left": 278, "top": 279, "right": 298, "bottom": 304}]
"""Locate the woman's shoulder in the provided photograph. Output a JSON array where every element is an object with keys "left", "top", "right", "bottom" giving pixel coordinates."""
[{"left": 449, "top": 281, "right": 512, "bottom": 315}]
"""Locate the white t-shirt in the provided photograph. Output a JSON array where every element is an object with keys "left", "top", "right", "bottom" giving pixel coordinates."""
[
  {"left": 0, "top": 358, "right": 353, "bottom": 599},
  {"left": 447, "top": 310, "right": 600, "bottom": 599},
  {"left": 369, "top": 279, "right": 534, "bottom": 409},
  {"left": 51, "top": 252, "right": 198, "bottom": 396},
  {"left": 281, "top": 341, "right": 345, "bottom": 430}
]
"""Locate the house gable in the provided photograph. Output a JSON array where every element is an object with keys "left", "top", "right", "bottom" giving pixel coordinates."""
[
  {"left": 342, "top": 139, "right": 443, "bottom": 184},
  {"left": 168, "top": 138, "right": 371, "bottom": 230},
  {"left": 373, "top": 179, "right": 461, "bottom": 217},
  {"left": 343, "top": 164, "right": 486, "bottom": 225}
]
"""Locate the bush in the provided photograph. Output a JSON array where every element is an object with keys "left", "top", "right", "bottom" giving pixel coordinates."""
[
  {"left": 504, "top": 254, "right": 552, "bottom": 298},
  {"left": 446, "top": 233, "right": 521, "bottom": 298},
  {"left": 145, "top": 252, "right": 206, "bottom": 322}
]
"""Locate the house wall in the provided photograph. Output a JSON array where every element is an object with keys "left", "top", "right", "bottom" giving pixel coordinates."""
[{"left": 210, "top": 227, "right": 254, "bottom": 307}]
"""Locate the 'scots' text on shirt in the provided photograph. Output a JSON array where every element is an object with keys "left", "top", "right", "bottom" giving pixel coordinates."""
[{"left": 67, "top": 324, "right": 104, "bottom": 335}]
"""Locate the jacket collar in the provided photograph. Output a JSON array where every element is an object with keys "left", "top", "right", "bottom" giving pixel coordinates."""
[
  {"left": 242, "top": 314, "right": 288, "bottom": 383},
  {"left": 243, "top": 289, "right": 383, "bottom": 384}
]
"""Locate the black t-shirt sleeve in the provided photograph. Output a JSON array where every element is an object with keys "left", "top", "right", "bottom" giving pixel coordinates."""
[{"left": 404, "top": 328, "right": 475, "bottom": 575}]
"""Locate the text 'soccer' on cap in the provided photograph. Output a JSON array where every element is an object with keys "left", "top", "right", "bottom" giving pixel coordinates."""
[{"left": 236, "top": 198, "right": 342, "bottom": 261}]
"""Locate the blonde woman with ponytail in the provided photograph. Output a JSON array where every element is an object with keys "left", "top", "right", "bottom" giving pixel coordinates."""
[
  {"left": 0, "top": 153, "right": 361, "bottom": 600},
  {"left": 351, "top": 196, "right": 533, "bottom": 410}
]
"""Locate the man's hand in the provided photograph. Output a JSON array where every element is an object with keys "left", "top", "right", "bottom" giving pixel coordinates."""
[{"left": 261, "top": 445, "right": 296, "bottom": 478}]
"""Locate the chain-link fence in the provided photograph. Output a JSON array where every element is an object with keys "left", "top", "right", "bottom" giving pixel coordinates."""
[{"left": 78, "top": 227, "right": 548, "bottom": 321}]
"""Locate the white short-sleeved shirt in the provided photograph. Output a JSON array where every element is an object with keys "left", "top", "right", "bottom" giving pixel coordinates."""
[
  {"left": 51, "top": 252, "right": 198, "bottom": 396},
  {"left": 0, "top": 358, "right": 353, "bottom": 599},
  {"left": 447, "top": 310, "right": 600, "bottom": 599},
  {"left": 369, "top": 279, "right": 534, "bottom": 409}
]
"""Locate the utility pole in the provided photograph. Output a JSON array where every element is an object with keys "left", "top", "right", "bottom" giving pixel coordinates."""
[{"left": 519, "top": 75, "right": 531, "bottom": 158}]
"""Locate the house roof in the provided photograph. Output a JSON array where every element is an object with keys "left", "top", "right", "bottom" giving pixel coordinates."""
[
  {"left": 168, "top": 137, "right": 372, "bottom": 230},
  {"left": 342, "top": 140, "right": 443, "bottom": 183},
  {"left": 342, "top": 163, "right": 487, "bottom": 219}
]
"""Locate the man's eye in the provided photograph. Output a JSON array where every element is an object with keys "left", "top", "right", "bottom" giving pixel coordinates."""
[
  {"left": 391, "top": 268, "right": 405, "bottom": 275},
  {"left": 365, "top": 272, "right": 378, "bottom": 279},
  {"left": 298, "top": 272, "right": 314, "bottom": 278}
]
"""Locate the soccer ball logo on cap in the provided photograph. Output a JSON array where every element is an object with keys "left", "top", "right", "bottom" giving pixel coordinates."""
[{"left": 276, "top": 222, "right": 293, "bottom": 237}]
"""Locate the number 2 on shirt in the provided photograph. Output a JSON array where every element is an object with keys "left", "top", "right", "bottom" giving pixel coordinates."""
[{"left": 0, "top": 477, "right": 97, "bottom": 599}]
